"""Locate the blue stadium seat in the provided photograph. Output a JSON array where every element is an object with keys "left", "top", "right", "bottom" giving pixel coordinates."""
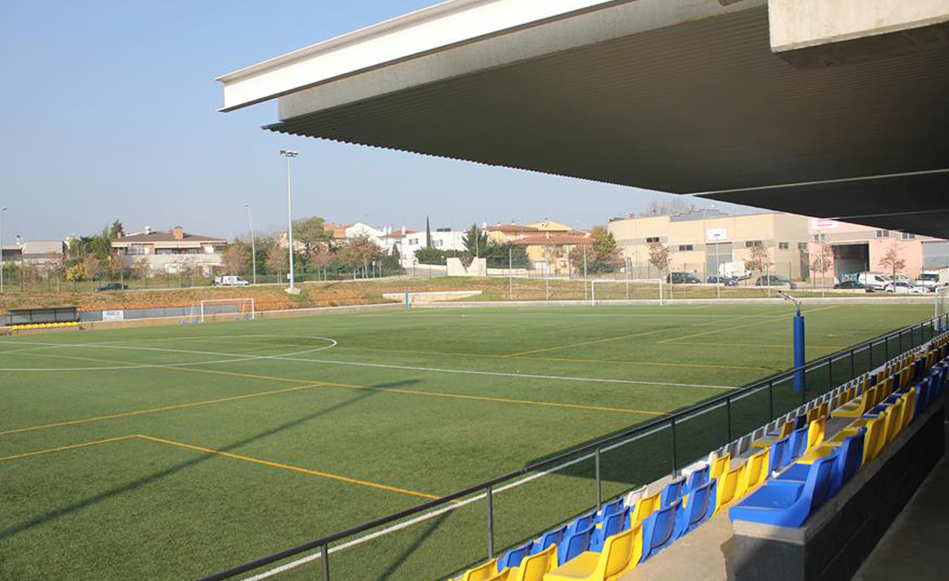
[
  {"left": 590, "top": 507, "right": 630, "bottom": 552},
  {"left": 660, "top": 477, "right": 685, "bottom": 507},
  {"left": 566, "top": 513, "right": 594, "bottom": 537},
  {"left": 728, "top": 453, "right": 837, "bottom": 528},
  {"left": 594, "top": 498, "right": 624, "bottom": 524},
  {"left": 769, "top": 435, "right": 791, "bottom": 474},
  {"left": 673, "top": 480, "right": 714, "bottom": 537},
  {"left": 557, "top": 525, "right": 593, "bottom": 567},
  {"left": 529, "top": 524, "right": 566, "bottom": 555},
  {"left": 640, "top": 499, "right": 681, "bottom": 561},
  {"left": 497, "top": 541, "right": 533, "bottom": 572},
  {"left": 787, "top": 425, "right": 809, "bottom": 463},
  {"left": 685, "top": 465, "right": 710, "bottom": 493}
]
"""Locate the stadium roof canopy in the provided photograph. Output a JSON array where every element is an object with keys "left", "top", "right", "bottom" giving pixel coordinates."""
[{"left": 218, "top": 0, "right": 949, "bottom": 237}]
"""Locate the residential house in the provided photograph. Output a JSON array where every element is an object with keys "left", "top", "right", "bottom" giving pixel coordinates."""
[
  {"left": 487, "top": 220, "right": 589, "bottom": 273},
  {"left": 112, "top": 227, "right": 226, "bottom": 275}
]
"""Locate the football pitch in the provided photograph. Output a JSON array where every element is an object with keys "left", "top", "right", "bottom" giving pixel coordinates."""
[{"left": 0, "top": 302, "right": 934, "bottom": 581}]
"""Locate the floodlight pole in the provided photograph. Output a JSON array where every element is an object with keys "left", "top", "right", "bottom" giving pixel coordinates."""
[
  {"left": 280, "top": 150, "right": 299, "bottom": 294},
  {"left": 244, "top": 203, "right": 257, "bottom": 285},
  {"left": 0, "top": 206, "right": 6, "bottom": 295}
]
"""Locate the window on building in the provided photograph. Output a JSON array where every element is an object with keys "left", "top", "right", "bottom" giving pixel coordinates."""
[
  {"left": 799, "top": 243, "right": 809, "bottom": 251},
  {"left": 646, "top": 237, "right": 660, "bottom": 244},
  {"left": 745, "top": 240, "right": 763, "bottom": 248},
  {"left": 876, "top": 230, "right": 890, "bottom": 238},
  {"left": 900, "top": 232, "right": 916, "bottom": 240},
  {"left": 678, "top": 245, "right": 693, "bottom": 252},
  {"left": 779, "top": 242, "right": 789, "bottom": 250}
]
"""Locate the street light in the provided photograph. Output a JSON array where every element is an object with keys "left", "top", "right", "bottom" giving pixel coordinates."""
[
  {"left": 244, "top": 203, "right": 256, "bottom": 285},
  {"left": 280, "top": 150, "right": 299, "bottom": 294},
  {"left": 0, "top": 207, "right": 6, "bottom": 295}
]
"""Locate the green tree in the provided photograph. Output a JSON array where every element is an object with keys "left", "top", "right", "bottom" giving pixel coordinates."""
[
  {"left": 425, "top": 216, "right": 433, "bottom": 249},
  {"left": 588, "top": 227, "right": 622, "bottom": 273},
  {"left": 485, "top": 241, "right": 528, "bottom": 268},
  {"left": 340, "top": 235, "right": 383, "bottom": 276},
  {"left": 292, "top": 216, "right": 331, "bottom": 265},
  {"left": 109, "top": 220, "right": 125, "bottom": 240},
  {"left": 462, "top": 223, "right": 489, "bottom": 257}
]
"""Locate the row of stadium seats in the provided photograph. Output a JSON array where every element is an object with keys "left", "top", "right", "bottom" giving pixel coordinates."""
[
  {"left": 729, "top": 338, "right": 948, "bottom": 528},
  {"left": 452, "top": 333, "right": 949, "bottom": 581},
  {"left": 11, "top": 321, "right": 79, "bottom": 330}
]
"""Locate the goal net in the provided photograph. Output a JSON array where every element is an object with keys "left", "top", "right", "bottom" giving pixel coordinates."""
[
  {"left": 198, "top": 298, "right": 256, "bottom": 323},
  {"left": 937, "top": 287, "right": 949, "bottom": 331},
  {"left": 590, "top": 279, "right": 664, "bottom": 306}
]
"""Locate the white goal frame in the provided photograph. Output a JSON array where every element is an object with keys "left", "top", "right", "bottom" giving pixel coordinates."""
[
  {"left": 590, "top": 278, "right": 664, "bottom": 306},
  {"left": 936, "top": 287, "right": 949, "bottom": 330},
  {"left": 199, "top": 298, "right": 256, "bottom": 323}
]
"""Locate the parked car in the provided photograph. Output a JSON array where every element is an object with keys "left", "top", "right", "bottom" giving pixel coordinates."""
[
  {"left": 212, "top": 275, "right": 250, "bottom": 286},
  {"left": 884, "top": 281, "right": 927, "bottom": 294},
  {"left": 667, "top": 272, "right": 701, "bottom": 284},
  {"left": 857, "top": 272, "right": 891, "bottom": 291},
  {"left": 833, "top": 280, "right": 871, "bottom": 292},
  {"left": 916, "top": 271, "right": 942, "bottom": 291},
  {"left": 94, "top": 283, "right": 128, "bottom": 292},
  {"left": 755, "top": 275, "right": 797, "bottom": 289},
  {"left": 707, "top": 275, "right": 739, "bottom": 287}
]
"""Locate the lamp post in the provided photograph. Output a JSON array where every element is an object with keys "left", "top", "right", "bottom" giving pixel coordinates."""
[
  {"left": 280, "top": 150, "right": 299, "bottom": 294},
  {"left": 0, "top": 207, "right": 6, "bottom": 295},
  {"left": 244, "top": 203, "right": 257, "bottom": 285}
]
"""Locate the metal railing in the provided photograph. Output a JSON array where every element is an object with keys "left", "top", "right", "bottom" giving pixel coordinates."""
[{"left": 194, "top": 313, "right": 949, "bottom": 581}]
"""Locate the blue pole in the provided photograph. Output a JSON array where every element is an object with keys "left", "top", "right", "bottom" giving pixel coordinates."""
[
  {"left": 405, "top": 291, "right": 409, "bottom": 314},
  {"left": 793, "top": 306, "right": 806, "bottom": 392}
]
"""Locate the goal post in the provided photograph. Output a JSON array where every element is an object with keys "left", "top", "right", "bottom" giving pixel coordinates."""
[
  {"left": 936, "top": 287, "right": 949, "bottom": 331},
  {"left": 590, "top": 278, "right": 664, "bottom": 306},
  {"left": 199, "top": 298, "right": 256, "bottom": 323}
]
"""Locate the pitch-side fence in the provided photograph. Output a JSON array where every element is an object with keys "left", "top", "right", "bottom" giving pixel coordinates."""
[{"left": 194, "top": 314, "right": 949, "bottom": 581}]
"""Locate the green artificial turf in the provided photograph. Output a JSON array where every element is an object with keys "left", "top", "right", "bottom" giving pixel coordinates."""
[{"left": 0, "top": 302, "right": 935, "bottom": 581}]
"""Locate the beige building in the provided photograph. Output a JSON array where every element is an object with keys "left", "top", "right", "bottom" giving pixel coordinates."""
[
  {"left": 487, "top": 220, "right": 589, "bottom": 273},
  {"left": 608, "top": 211, "right": 812, "bottom": 281},
  {"left": 113, "top": 227, "right": 226, "bottom": 275}
]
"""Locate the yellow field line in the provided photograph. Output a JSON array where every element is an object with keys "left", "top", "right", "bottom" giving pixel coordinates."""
[
  {"left": 0, "top": 384, "right": 323, "bottom": 437},
  {"left": 0, "top": 434, "right": 437, "bottom": 500},
  {"left": 503, "top": 328, "right": 671, "bottom": 358},
  {"left": 0, "top": 435, "right": 139, "bottom": 462},
  {"left": 660, "top": 341, "right": 845, "bottom": 350},
  {"left": 136, "top": 435, "right": 439, "bottom": 500},
  {"left": 658, "top": 306, "right": 840, "bottom": 345}
]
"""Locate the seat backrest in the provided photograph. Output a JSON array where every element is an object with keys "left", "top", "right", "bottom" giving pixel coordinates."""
[
  {"left": 532, "top": 525, "right": 566, "bottom": 554},
  {"left": 710, "top": 453, "right": 731, "bottom": 482},
  {"left": 884, "top": 398, "right": 905, "bottom": 445},
  {"left": 685, "top": 481, "right": 714, "bottom": 527},
  {"left": 631, "top": 491, "right": 661, "bottom": 524},
  {"left": 806, "top": 418, "right": 825, "bottom": 452},
  {"left": 601, "top": 508, "right": 630, "bottom": 540},
  {"left": 769, "top": 436, "right": 790, "bottom": 473},
  {"left": 738, "top": 447, "right": 769, "bottom": 498},
  {"left": 461, "top": 558, "right": 498, "bottom": 581},
  {"left": 499, "top": 543, "right": 532, "bottom": 571},
  {"left": 714, "top": 464, "right": 745, "bottom": 514},
  {"left": 788, "top": 425, "right": 809, "bottom": 461},
  {"left": 567, "top": 513, "right": 593, "bottom": 536},
  {"left": 803, "top": 453, "right": 838, "bottom": 513},
  {"left": 598, "top": 498, "right": 624, "bottom": 520},
  {"left": 660, "top": 478, "right": 684, "bottom": 507},
  {"left": 686, "top": 465, "right": 710, "bottom": 492},
  {"left": 835, "top": 428, "right": 865, "bottom": 493},
  {"left": 900, "top": 388, "right": 917, "bottom": 431},
  {"left": 558, "top": 525, "right": 592, "bottom": 566},
  {"left": 599, "top": 527, "right": 635, "bottom": 580},
  {"left": 512, "top": 544, "right": 555, "bottom": 581},
  {"left": 644, "top": 500, "right": 680, "bottom": 552}
]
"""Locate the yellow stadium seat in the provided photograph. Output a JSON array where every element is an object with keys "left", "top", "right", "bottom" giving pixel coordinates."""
[
  {"left": 735, "top": 448, "right": 769, "bottom": 499},
  {"left": 713, "top": 464, "right": 745, "bottom": 514},
  {"left": 806, "top": 418, "right": 826, "bottom": 452},
  {"left": 899, "top": 388, "right": 917, "bottom": 433},
  {"left": 544, "top": 525, "right": 639, "bottom": 581},
  {"left": 485, "top": 570, "right": 510, "bottom": 581},
  {"left": 832, "top": 387, "right": 876, "bottom": 419},
  {"left": 883, "top": 398, "right": 905, "bottom": 446},
  {"left": 506, "top": 545, "right": 555, "bottom": 581},
  {"left": 709, "top": 453, "right": 732, "bottom": 482},
  {"left": 630, "top": 491, "right": 661, "bottom": 525},
  {"left": 751, "top": 419, "right": 795, "bottom": 448},
  {"left": 459, "top": 559, "right": 498, "bottom": 581}
]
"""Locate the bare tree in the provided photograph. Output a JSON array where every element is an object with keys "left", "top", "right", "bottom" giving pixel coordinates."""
[
  {"left": 878, "top": 244, "right": 907, "bottom": 279},
  {"left": 82, "top": 254, "right": 102, "bottom": 281},
  {"left": 810, "top": 242, "right": 834, "bottom": 283},
  {"left": 647, "top": 242, "right": 672, "bottom": 275},
  {"left": 266, "top": 244, "right": 288, "bottom": 281},
  {"left": 643, "top": 197, "right": 698, "bottom": 217},
  {"left": 340, "top": 235, "right": 383, "bottom": 277},
  {"left": 744, "top": 244, "right": 771, "bottom": 278},
  {"left": 223, "top": 244, "right": 248, "bottom": 275},
  {"left": 310, "top": 248, "right": 335, "bottom": 280}
]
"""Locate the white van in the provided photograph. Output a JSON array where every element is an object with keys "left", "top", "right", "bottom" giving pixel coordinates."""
[
  {"left": 213, "top": 275, "right": 250, "bottom": 286},
  {"left": 917, "top": 271, "right": 944, "bottom": 291},
  {"left": 857, "top": 272, "right": 890, "bottom": 291}
]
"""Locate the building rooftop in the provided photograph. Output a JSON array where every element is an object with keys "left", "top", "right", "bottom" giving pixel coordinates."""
[{"left": 113, "top": 229, "right": 225, "bottom": 244}]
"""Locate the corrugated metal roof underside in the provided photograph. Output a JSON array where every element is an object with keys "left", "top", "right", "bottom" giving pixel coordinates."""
[{"left": 266, "top": 7, "right": 949, "bottom": 236}]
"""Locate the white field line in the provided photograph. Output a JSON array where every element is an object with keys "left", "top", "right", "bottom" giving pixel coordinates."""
[
  {"left": 0, "top": 339, "right": 736, "bottom": 390},
  {"left": 240, "top": 421, "right": 671, "bottom": 581}
]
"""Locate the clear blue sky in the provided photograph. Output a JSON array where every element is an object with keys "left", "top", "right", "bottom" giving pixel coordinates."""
[{"left": 0, "top": 0, "right": 750, "bottom": 242}]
